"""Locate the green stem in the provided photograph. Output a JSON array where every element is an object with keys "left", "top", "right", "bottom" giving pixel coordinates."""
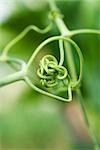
[
  {"left": 70, "top": 29, "right": 100, "bottom": 37},
  {"left": 64, "top": 42, "right": 78, "bottom": 81},
  {"left": 59, "top": 40, "right": 64, "bottom": 65},
  {"left": 48, "top": 1, "right": 99, "bottom": 149},
  {"left": 0, "top": 71, "right": 24, "bottom": 87},
  {"left": 48, "top": 0, "right": 70, "bottom": 36},
  {"left": 0, "top": 57, "right": 26, "bottom": 87},
  {"left": 1, "top": 23, "right": 52, "bottom": 57},
  {"left": 77, "top": 90, "right": 99, "bottom": 150},
  {"left": 48, "top": 0, "right": 77, "bottom": 81}
]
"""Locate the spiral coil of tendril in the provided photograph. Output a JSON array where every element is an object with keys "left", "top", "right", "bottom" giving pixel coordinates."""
[{"left": 37, "top": 55, "right": 68, "bottom": 87}]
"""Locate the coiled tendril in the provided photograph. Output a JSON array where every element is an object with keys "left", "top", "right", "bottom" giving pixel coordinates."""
[{"left": 37, "top": 55, "right": 68, "bottom": 87}]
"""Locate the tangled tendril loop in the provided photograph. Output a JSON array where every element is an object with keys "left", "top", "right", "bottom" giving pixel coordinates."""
[{"left": 37, "top": 55, "right": 68, "bottom": 87}]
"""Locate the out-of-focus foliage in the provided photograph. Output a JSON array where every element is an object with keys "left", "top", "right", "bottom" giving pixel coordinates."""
[{"left": 0, "top": 0, "right": 100, "bottom": 150}]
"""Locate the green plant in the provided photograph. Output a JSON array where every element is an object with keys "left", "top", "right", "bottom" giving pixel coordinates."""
[{"left": 0, "top": 0, "right": 100, "bottom": 149}]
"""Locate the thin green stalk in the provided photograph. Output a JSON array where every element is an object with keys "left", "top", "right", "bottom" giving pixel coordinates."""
[
  {"left": 48, "top": 0, "right": 99, "bottom": 149},
  {"left": 77, "top": 90, "right": 99, "bottom": 150},
  {"left": 2, "top": 23, "right": 52, "bottom": 57},
  {"left": 70, "top": 29, "right": 100, "bottom": 37},
  {"left": 0, "top": 71, "right": 24, "bottom": 87},
  {"left": 64, "top": 42, "right": 78, "bottom": 81},
  {"left": 59, "top": 40, "right": 64, "bottom": 65},
  {"left": 0, "top": 57, "right": 26, "bottom": 87}
]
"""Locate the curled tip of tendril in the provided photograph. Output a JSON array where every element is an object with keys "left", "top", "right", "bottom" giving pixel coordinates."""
[{"left": 37, "top": 55, "right": 68, "bottom": 87}]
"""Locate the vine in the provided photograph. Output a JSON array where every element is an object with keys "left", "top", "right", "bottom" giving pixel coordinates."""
[{"left": 0, "top": 0, "right": 100, "bottom": 149}]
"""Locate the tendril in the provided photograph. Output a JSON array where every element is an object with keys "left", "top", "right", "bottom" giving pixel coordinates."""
[
  {"left": 0, "top": 57, "right": 26, "bottom": 87},
  {"left": 1, "top": 23, "right": 52, "bottom": 57},
  {"left": 27, "top": 36, "right": 83, "bottom": 89},
  {"left": 24, "top": 76, "right": 72, "bottom": 102},
  {"left": 70, "top": 29, "right": 100, "bottom": 37},
  {"left": 37, "top": 55, "right": 68, "bottom": 87}
]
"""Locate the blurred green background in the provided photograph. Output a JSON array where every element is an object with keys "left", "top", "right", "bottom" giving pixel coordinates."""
[{"left": 0, "top": 0, "right": 100, "bottom": 150}]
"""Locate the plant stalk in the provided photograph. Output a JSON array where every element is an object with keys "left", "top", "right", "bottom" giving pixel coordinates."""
[
  {"left": 48, "top": 0, "right": 99, "bottom": 149},
  {"left": 0, "top": 70, "right": 25, "bottom": 87}
]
